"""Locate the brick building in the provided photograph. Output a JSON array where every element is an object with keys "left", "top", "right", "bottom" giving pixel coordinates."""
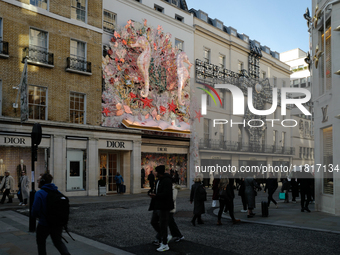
[{"left": 0, "top": 0, "right": 143, "bottom": 196}]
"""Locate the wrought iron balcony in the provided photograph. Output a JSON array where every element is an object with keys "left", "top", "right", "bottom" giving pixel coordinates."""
[
  {"left": 22, "top": 47, "right": 54, "bottom": 67},
  {"left": 199, "top": 138, "right": 295, "bottom": 155},
  {"left": 66, "top": 57, "right": 92, "bottom": 74},
  {"left": 0, "top": 41, "right": 9, "bottom": 57}
]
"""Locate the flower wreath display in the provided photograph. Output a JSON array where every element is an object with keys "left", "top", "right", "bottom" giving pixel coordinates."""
[{"left": 102, "top": 19, "right": 192, "bottom": 131}]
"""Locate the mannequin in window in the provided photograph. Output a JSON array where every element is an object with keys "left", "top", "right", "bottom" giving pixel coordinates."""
[
  {"left": 0, "top": 159, "right": 6, "bottom": 177},
  {"left": 17, "top": 159, "right": 26, "bottom": 183}
]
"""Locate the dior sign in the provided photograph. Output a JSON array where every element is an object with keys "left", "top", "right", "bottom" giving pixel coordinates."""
[
  {"left": 107, "top": 141, "right": 125, "bottom": 148},
  {"left": 4, "top": 137, "right": 26, "bottom": 145}
]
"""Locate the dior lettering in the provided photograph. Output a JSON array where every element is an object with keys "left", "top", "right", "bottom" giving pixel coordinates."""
[
  {"left": 4, "top": 137, "right": 26, "bottom": 144},
  {"left": 107, "top": 141, "right": 125, "bottom": 148}
]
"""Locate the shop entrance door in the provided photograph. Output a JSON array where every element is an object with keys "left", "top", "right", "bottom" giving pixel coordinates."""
[{"left": 99, "top": 153, "right": 118, "bottom": 193}]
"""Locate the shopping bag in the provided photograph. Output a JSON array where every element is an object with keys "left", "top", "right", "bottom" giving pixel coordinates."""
[{"left": 279, "top": 192, "right": 285, "bottom": 200}]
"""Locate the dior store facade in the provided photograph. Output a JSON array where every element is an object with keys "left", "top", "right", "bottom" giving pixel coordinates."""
[{"left": 0, "top": 119, "right": 142, "bottom": 196}]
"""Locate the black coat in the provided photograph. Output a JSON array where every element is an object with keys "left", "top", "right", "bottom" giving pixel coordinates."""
[
  {"left": 190, "top": 182, "right": 206, "bottom": 215},
  {"left": 265, "top": 178, "right": 278, "bottom": 193},
  {"left": 148, "top": 173, "right": 174, "bottom": 211}
]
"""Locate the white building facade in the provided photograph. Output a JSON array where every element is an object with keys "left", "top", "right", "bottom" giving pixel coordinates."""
[{"left": 310, "top": 0, "right": 340, "bottom": 215}]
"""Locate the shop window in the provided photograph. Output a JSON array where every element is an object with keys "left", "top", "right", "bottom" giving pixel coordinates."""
[
  {"left": 323, "top": 126, "right": 333, "bottom": 194},
  {"left": 71, "top": 0, "right": 87, "bottom": 23},
  {"left": 103, "top": 10, "right": 116, "bottom": 34},
  {"left": 28, "top": 85, "right": 47, "bottom": 120},
  {"left": 69, "top": 92, "right": 86, "bottom": 124},
  {"left": 30, "top": 0, "right": 48, "bottom": 9}
]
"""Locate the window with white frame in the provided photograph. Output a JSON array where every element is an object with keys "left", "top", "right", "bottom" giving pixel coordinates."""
[
  {"left": 219, "top": 90, "right": 224, "bottom": 108},
  {"left": 238, "top": 61, "right": 244, "bottom": 73},
  {"left": 262, "top": 71, "right": 266, "bottom": 79},
  {"left": 200, "top": 12, "right": 207, "bottom": 22},
  {"left": 71, "top": 0, "right": 87, "bottom": 23},
  {"left": 282, "top": 80, "right": 286, "bottom": 88},
  {"left": 293, "top": 79, "right": 299, "bottom": 87},
  {"left": 281, "top": 132, "right": 285, "bottom": 147},
  {"left": 30, "top": 0, "right": 48, "bottom": 9},
  {"left": 175, "top": 39, "right": 183, "bottom": 52},
  {"left": 70, "top": 39, "right": 86, "bottom": 70},
  {"left": 204, "top": 119, "right": 210, "bottom": 141},
  {"left": 154, "top": 4, "right": 164, "bottom": 13},
  {"left": 28, "top": 85, "right": 47, "bottom": 120},
  {"left": 203, "top": 48, "right": 210, "bottom": 63},
  {"left": 103, "top": 10, "right": 116, "bottom": 33},
  {"left": 306, "top": 148, "right": 310, "bottom": 159},
  {"left": 216, "top": 21, "right": 223, "bottom": 30},
  {"left": 29, "top": 28, "right": 48, "bottom": 63},
  {"left": 238, "top": 126, "right": 243, "bottom": 145},
  {"left": 175, "top": 14, "right": 183, "bottom": 22},
  {"left": 219, "top": 124, "right": 224, "bottom": 142},
  {"left": 219, "top": 55, "right": 225, "bottom": 68},
  {"left": 70, "top": 92, "right": 86, "bottom": 124}
]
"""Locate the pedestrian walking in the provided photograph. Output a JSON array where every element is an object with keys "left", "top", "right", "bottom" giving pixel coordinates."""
[
  {"left": 264, "top": 172, "right": 278, "bottom": 208},
  {"left": 244, "top": 176, "right": 261, "bottom": 218},
  {"left": 168, "top": 178, "right": 184, "bottom": 243},
  {"left": 0, "top": 171, "right": 14, "bottom": 204},
  {"left": 149, "top": 165, "right": 174, "bottom": 252},
  {"left": 217, "top": 178, "right": 240, "bottom": 225},
  {"left": 32, "top": 173, "right": 70, "bottom": 255},
  {"left": 298, "top": 169, "right": 312, "bottom": 212},
  {"left": 211, "top": 174, "right": 220, "bottom": 208},
  {"left": 114, "top": 172, "right": 124, "bottom": 194},
  {"left": 18, "top": 170, "right": 30, "bottom": 206},
  {"left": 190, "top": 175, "right": 206, "bottom": 226},
  {"left": 238, "top": 178, "right": 248, "bottom": 212},
  {"left": 289, "top": 170, "right": 299, "bottom": 203},
  {"left": 141, "top": 168, "right": 146, "bottom": 188},
  {"left": 281, "top": 177, "right": 290, "bottom": 203},
  {"left": 148, "top": 170, "right": 155, "bottom": 193}
]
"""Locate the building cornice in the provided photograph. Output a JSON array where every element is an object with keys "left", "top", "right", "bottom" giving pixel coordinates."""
[
  {"left": 117, "top": 0, "right": 194, "bottom": 34},
  {"left": 194, "top": 23, "right": 291, "bottom": 75},
  {"left": 1, "top": 0, "right": 103, "bottom": 34}
]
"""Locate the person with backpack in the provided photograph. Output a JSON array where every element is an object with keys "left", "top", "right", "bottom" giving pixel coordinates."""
[
  {"left": 114, "top": 172, "right": 124, "bottom": 194},
  {"left": 32, "top": 173, "right": 71, "bottom": 255}
]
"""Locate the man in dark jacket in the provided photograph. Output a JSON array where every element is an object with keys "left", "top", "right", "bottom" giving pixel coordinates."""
[
  {"left": 32, "top": 173, "right": 70, "bottom": 255},
  {"left": 298, "top": 169, "right": 313, "bottom": 212},
  {"left": 149, "top": 165, "right": 174, "bottom": 252},
  {"left": 264, "top": 172, "right": 278, "bottom": 208},
  {"left": 148, "top": 171, "right": 155, "bottom": 193}
]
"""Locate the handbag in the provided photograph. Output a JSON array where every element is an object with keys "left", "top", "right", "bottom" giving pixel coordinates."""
[{"left": 279, "top": 192, "right": 286, "bottom": 200}]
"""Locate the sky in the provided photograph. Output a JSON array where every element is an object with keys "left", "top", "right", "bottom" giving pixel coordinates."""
[{"left": 185, "top": 0, "right": 312, "bottom": 54}]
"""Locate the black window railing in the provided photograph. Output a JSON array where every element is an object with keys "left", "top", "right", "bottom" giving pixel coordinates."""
[
  {"left": 199, "top": 138, "right": 295, "bottom": 155},
  {"left": 67, "top": 57, "right": 91, "bottom": 73},
  {"left": 0, "top": 41, "right": 9, "bottom": 55},
  {"left": 22, "top": 47, "right": 54, "bottom": 65}
]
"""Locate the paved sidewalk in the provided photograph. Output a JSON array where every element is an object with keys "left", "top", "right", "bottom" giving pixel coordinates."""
[
  {"left": 0, "top": 211, "right": 134, "bottom": 255},
  {"left": 213, "top": 200, "right": 340, "bottom": 234}
]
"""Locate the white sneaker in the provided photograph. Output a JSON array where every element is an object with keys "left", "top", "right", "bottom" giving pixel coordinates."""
[
  {"left": 19, "top": 202, "right": 22, "bottom": 206},
  {"left": 240, "top": 209, "right": 248, "bottom": 213},
  {"left": 157, "top": 243, "right": 169, "bottom": 252},
  {"left": 167, "top": 235, "right": 172, "bottom": 243},
  {"left": 174, "top": 236, "right": 184, "bottom": 242}
]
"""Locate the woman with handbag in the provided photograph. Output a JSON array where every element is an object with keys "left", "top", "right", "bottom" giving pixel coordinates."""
[
  {"left": 0, "top": 171, "right": 14, "bottom": 204},
  {"left": 190, "top": 176, "right": 206, "bottom": 226}
]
